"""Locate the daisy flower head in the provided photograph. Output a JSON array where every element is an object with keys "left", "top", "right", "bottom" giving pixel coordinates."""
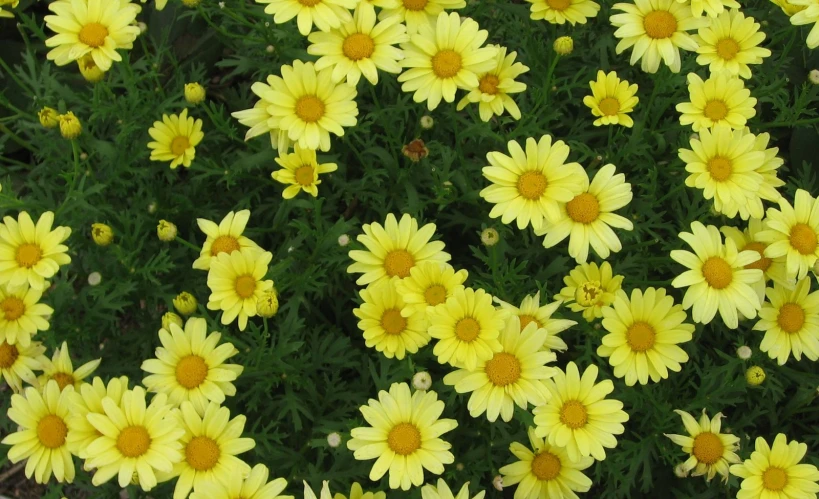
[
  {"left": 147, "top": 108, "right": 204, "bottom": 169},
  {"left": 583, "top": 70, "right": 639, "bottom": 128},
  {"left": 354, "top": 279, "right": 430, "bottom": 360},
  {"left": 720, "top": 218, "right": 790, "bottom": 303},
  {"left": 676, "top": 72, "right": 757, "bottom": 132},
  {"left": 428, "top": 287, "right": 505, "bottom": 370},
  {"left": 272, "top": 144, "right": 338, "bottom": 199},
  {"left": 1, "top": 380, "right": 75, "bottom": 484},
  {"left": 347, "top": 213, "right": 450, "bottom": 286},
  {"left": 192, "top": 210, "right": 261, "bottom": 271},
  {"left": 790, "top": 0, "right": 819, "bottom": 49},
  {"left": 0, "top": 211, "right": 71, "bottom": 292},
  {"left": 38, "top": 341, "right": 101, "bottom": 391},
  {"left": 0, "top": 340, "right": 46, "bottom": 393},
  {"left": 456, "top": 45, "right": 530, "bottom": 122},
  {"left": 730, "top": 433, "right": 819, "bottom": 498},
  {"left": 479, "top": 135, "right": 587, "bottom": 231},
  {"left": 190, "top": 464, "right": 293, "bottom": 499},
  {"left": 443, "top": 316, "right": 557, "bottom": 422},
  {"left": 394, "top": 261, "right": 468, "bottom": 317},
  {"left": 757, "top": 189, "right": 819, "bottom": 281},
  {"left": 230, "top": 80, "right": 292, "bottom": 151},
  {"left": 610, "top": 0, "right": 708, "bottom": 74},
  {"left": 535, "top": 164, "right": 634, "bottom": 264},
  {"left": 334, "top": 482, "right": 386, "bottom": 499},
  {"left": 556, "top": 261, "right": 625, "bottom": 322},
  {"left": 0, "top": 283, "right": 52, "bottom": 347},
  {"left": 66, "top": 375, "right": 129, "bottom": 460},
  {"left": 525, "top": 0, "right": 600, "bottom": 24},
  {"left": 255, "top": 0, "right": 357, "bottom": 36},
  {"left": 44, "top": 0, "right": 142, "bottom": 72},
  {"left": 397, "top": 12, "right": 498, "bottom": 111},
  {"left": 375, "top": 0, "right": 466, "bottom": 34},
  {"left": 532, "top": 362, "right": 629, "bottom": 462},
  {"left": 665, "top": 409, "right": 740, "bottom": 481},
  {"left": 141, "top": 316, "right": 244, "bottom": 413},
  {"left": 754, "top": 278, "right": 819, "bottom": 365},
  {"left": 421, "top": 479, "right": 485, "bottom": 499},
  {"left": 206, "top": 247, "right": 274, "bottom": 330},
  {"left": 670, "top": 221, "right": 763, "bottom": 328},
  {"left": 678, "top": 0, "right": 739, "bottom": 17},
  {"left": 499, "top": 427, "right": 594, "bottom": 499},
  {"left": 307, "top": 3, "right": 409, "bottom": 86},
  {"left": 494, "top": 291, "right": 576, "bottom": 352},
  {"left": 347, "top": 382, "right": 458, "bottom": 490},
  {"left": 694, "top": 10, "right": 771, "bottom": 79}
]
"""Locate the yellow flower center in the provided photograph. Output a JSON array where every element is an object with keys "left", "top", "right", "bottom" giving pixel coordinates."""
[
  {"left": 186, "top": 436, "right": 221, "bottom": 471},
  {"left": 171, "top": 136, "right": 190, "bottom": 156},
  {"left": 15, "top": 243, "right": 42, "bottom": 268},
  {"left": 517, "top": 171, "right": 548, "bottom": 200},
  {"left": 387, "top": 422, "right": 421, "bottom": 455},
  {"left": 342, "top": 33, "right": 375, "bottom": 61},
  {"left": 117, "top": 425, "right": 151, "bottom": 458},
  {"left": 575, "top": 281, "right": 602, "bottom": 307},
  {"left": 0, "top": 342, "right": 19, "bottom": 368},
  {"left": 384, "top": 249, "right": 415, "bottom": 278},
  {"left": 702, "top": 257, "right": 732, "bottom": 290},
  {"left": 531, "top": 451, "right": 561, "bottom": 481},
  {"left": 559, "top": 400, "right": 588, "bottom": 429},
  {"left": 704, "top": 100, "right": 729, "bottom": 121},
  {"left": 423, "top": 284, "right": 447, "bottom": 306},
  {"left": 790, "top": 223, "right": 818, "bottom": 255},
  {"left": 298, "top": 0, "right": 322, "bottom": 6},
  {"left": 176, "top": 355, "right": 208, "bottom": 389},
  {"left": 707, "top": 157, "right": 732, "bottom": 182},
  {"left": 78, "top": 22, "right": 109, "bottom": 48},
  {"left": 1, "top": 296, "right": 25, "bottom": 321},
  {"left": 380, "top": 308, "right": 407, "bottom": 335},
  {"left": 692, "top": 432, "right": 723, "bottom": 465},
  {"left": 478, "top": 74, "right": 500, "bottom": 95},
  {"left": 519, "top": 314, "right": 540, "bottom": 330},
  {"left": 545, "top": 0, "right": 571, "bottom": 9},
  {"left": 599, "top": 97, "right": 620, "bottom": 116},
  {"left": 235, "top": 275, "right": 257, "bottom": 299},
  {"left": 566, "top": 193, "right": 600, "bottom": 224},
  {"left": 778, "top": 303, "right": 805, "bottom": 333},
  {"left": 295, "top": 95, "right": 325, "bottom": 123},
  {"left": 643, "top": 10, "right": 677, "bottom": 39},
  {"left": 294, "top": 165, "right": 314, "bottom": 186},
  {"left": 742, "top": 242, "right": 771, "bottom": 272},
  {"left": 37, "top": 415, "right": 68, "bottom": 449},
  {"left": 431, "top": 50, "right": 462, "bottom": 79},
  {"left": 762, "top": 467, "right": 788, "bottom": 491},
  {"left": 210, "top": 235, "right": 240, "bottom": 256},
  {"left": 51, "top": 372, "right": 75, "bottom": 390},
  {"left": 716, "top": 38, "right": 740, "bottom": 60},
  {"left": 626, "top": 321, "right": 656, "bottom": 352},
  {"left": 454, "top": 317, "right": 480, "bottom": 342},
  {"left": 484, "top": 352, "right": 522, "bottom": 387},
  {"left": 402, "top": 0, "right": 428, "bottom": 11}
]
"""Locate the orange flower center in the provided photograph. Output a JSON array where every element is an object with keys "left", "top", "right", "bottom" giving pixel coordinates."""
[
  {"left": 566, "top": 193, "right": 600, "bottom": 224},
  {"left": 402, "top": 0, "right": 428, "bottom": 11},
  {"left": 176, "top": 355, "right": 208, "bottom": 389},
  {"left": 37, "top": 415, "right": 68, "bottom": 449},
  {"left": 454, "top": 317, "right": 480, "bottom": 342},
  {"left": 1, "top": 296, "right": 25, "bottom": 321},
  {"left": 78, "top": 22, "right": 109, "bottom": 48},
  {"left": 171, "top": 136, "right": 190, "bottom": 156},
  {"left": 707, "top": 157, "right": 732, "bottom": 181},
  {"left": 531, "top": 451, "right": 561, "bottom": 480},
  {"left": 599, "top": 97, "right": 620, "bottom": 116},
  {"left": 692, "top": 432, "right": 723, "bottom": 465},
  {"left": 715, "top": 38, "right": 740, "bottom": 60},
  {"left": 762, "top": 467, "right": 788, "bottom": 491},
  {"left": 519, "top": 314, "right": 540, "bottom": 331},
  {"left": 387, "top": 422, "right": 421, "bottom": 455},
  {"left": 778, "top": 303, "right": 805, "bottom": 333},
  {"left": 295, "top": 96, "right": 325, "bottom": 123},
  {"left": 384, "top": 250, "right": 415, "bottom": 278},
  {"left": 704, "top": 100, "right": 729, "bottom": 121},
  {"left": 484, "top": 352, "right": 522, "bottom": 387},
  {"left": 742, "top": 242, "right": 771, "bottom": 272},
  {"left": 294, "top": 165, "right": 314, "bottom": 186},
  {"left": 643, "top": 10, "right": 677, "bottom": 39},
  {"left": 0, "top": 342, "right": 19, "bottom": 368},
  {"left": 431, "top": 50, "right": 462, "bottom": 79},
  {"left": 342, "top": 33, "right": 375, "bottom": 61},
  {"left": 790, "top": 223, "right": 818, "bottom": 255},
  {"left": 51, "top": 372, "right": 75, "bottom": 390},
  {"left": 298, "top": 0, "right": 322, "bottom": 6},
  {"left": 380, "top": 308, "right": 407, "bottom": 335},
  {"left": 15, "top": 243, "right": 42, "bottom": 268},
  {"left": 702, "top": 257, "right": 732, "bottom": 290},
  {"left": 235, "top": 275, "right": 257, "bottom": 299},
  {"left": 559, "top": 400, "right": 588, "bottom": 429},
  {"left": 626, "top": 321, "right": 656, "bottom": 352},
  {"left": 423, "top": 284, "right": 447, "bottom": 306},
  {"left": 478, "top": 74, "right": 500, "bottom": 95},
  {"left": 210, "top": 235, "right": 240, "bottom": 256},
  {"left": 186, "top": 436, "right": 221, "bottom": 471},
  {"left": 117, "top": 425, "right": 151, "bottom": 458},
  {"left": 517, "top": 171, "right": 548, "bottom": 200}
]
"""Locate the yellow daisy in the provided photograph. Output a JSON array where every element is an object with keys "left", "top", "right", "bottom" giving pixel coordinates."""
[
  {"left": 610, "top": 0, "right": 708, "bottom": 74},
  {"left": 754, "top": 278, "right": 819, "bottom": 365},
  {"left": 443, "top": 317, "right": 557, "bottom": 422},
  {"left": 347, "top": 382, "right": 458, "bottom": 491},
  {"left": 791, "top": 1, "right": 819, "bottom": 49},
  {"left": 207, "top": 247, "right": 274, "bottom": 330},
  {"left": 190, "top": 463, "right": 293, "bottom": 499},
  {"left": 84, "top": 386, "right": 184, "bottom": 490},
  {"left": 66, "top": 375, "right": 129, "bottom": 460},
  {"left": 479, "top": 135, "right": 587, "bottom": 230},
  {"left": 676, "top": 72, "right": 757, "bottom": 132},
  {"left": 1, "top": 380, "right": 75, "bottom": 483},
  {"left": 353, "top": 279, "right": 430, "bottom": 359},
  {"left": 532, "top": 362, "right": 629, "bottom": 462},
  {"left": 598, "top": 287, "right": 694, "bottom": 386},
  {"left": 38, "top": 341, "right": 101, "bottom": 391},
  {"left": 255, "top": 0, "right": 357, "bottom": 36},
  {"left": 231, "top": 80, "right": 292, "bottom": 151},
  {"left": 757, "top": 189, "right": 819, "bottom": 281},
  {"left": 0, "top": 283, "right": 53, "bottom": 347},
  {"left": 494, "top": 292, "right": 575, "bottom": 352},
  {"left": 44, "top": 0, "right": 142, "bottom": 71},
  {"left": 307, "top": 4, "right": 409, "bottom": 86},
  {"left": 721, "top": 218, "right": 790, "bottom": 303},
  {"left": 192, "top": 210, "right": 261, "bottom": 271},
  {"left": 536, "top": 164, "right": 634, "bottom": 263},
  {"left": 394, "top": 261, "right": 468, "bottom": 317},
  {"left": 0, "top": 339, "right": 46, "bottom": 393},
  {"left": 730, "top": 433, "right": 819, "bottom": 499},
  {"left": 347, "top": 213, "right": 450, "bottom": 286},
  {"left": 421, "top": 479, "right": 485, "bottom": 499},
  {"left": 750, "top": 130, "right": 786, "bottom": 206},
  {"left": 456, "top": 45, "right": 529, "bottom": 122},
  {"left": 677, "top": 0, "right": 739, "bottom": 17},
  {"left": 141, "top": 317, "right": 244, "bottom": 413},
  {"left": 272, "top": 144, "right": 338, "bottom": 199},
  {"left": 375, "top": 0, "right": 465, "bottom": 34},
  {"left": 525, "top": 0, "right": 600, "bottom": 24},
  {"left": 147, "top": 108, "right": 204, "bottom": 169},
  {"left": 665, "top": 409, "right": 740, "bottom": 481},
  {"left": 670, "top": 221, "right": 763, "bottom": 328},
  {"left": 582, "top": 70, "right": 639, "bottom": 127},
  {"left": 694, "top": 10, "right": 771, "bottom": 79},
  {"left": 428, "top": 287, "right": 505, "bottom": 370},
  {"left": 0, "top": 211, "right": 72, "bottom": 292},
  {"left": 332, "top": 482, "right": 385, "bottom": 499},
  {"left": 398, "top": 12, "right": 497, "bottom": 111},
  {"left": 499, "top": 427, "right": 594, "bottom": 499},
  {"left": 0, "top": 0, "right": 19, "bottom": 18},
  {"left": 556, "top": 261, "right": 625, "bottom": 322}
]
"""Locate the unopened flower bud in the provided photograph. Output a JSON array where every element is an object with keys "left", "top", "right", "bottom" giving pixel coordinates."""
[
  {"left": 173, "top": 292, "right": 198, "bottom": 316},
  {"left": 412, "top": 372, "right": 432, "bottom": 391}
]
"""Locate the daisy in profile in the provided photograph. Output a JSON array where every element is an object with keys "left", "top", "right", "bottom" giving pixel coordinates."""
[
  {"left": 730, "top": 434, "right": 819, "bottom": 497},
  {"left": 610, "top": 0, "right": 708, "bottom": 74},
  {"left": 525, "top": 0, "right": 600, "bottom": 24},
  {"left": 694, "top": 10, "right": 771, "bottom": 79},
  {"left": 774, "top": 0, "right": 807, "bottom": 16},
  {"left": 665, "top": 409, "right": 741, "bottom": 481},
  {"left": 376, "top": 0, "right": 465, "bottom": 34},
  {"left": 444, "top": 317, "right": 557, "bottom": 422},
  {"left": 141, "top": 317, "right": 244, "bottom": 413},
  {"left": 0, "top": 340, "right": 46, "bottom": 393},
  {"left": 422, "top": 479, "right": 485, "bottom": 499},
  {"left": 499, "top": 427, "right": 594, "bottom": 499},
  {"left": 255, "top": 0, "right": 357, "bottom": 35},
  {"left": 147, "top": 109, "right": 204, "bottom": 169},
  {"left": 207, "top": 247, "right": 274, "bottom": 330},
  {"left": 0, "top": 283, "right": 52, "bottom": 347},
  {"left": 190, "top": 464, "right": 293, "bottom": 499},
  {"left": 456, "top": 45, "right": 529, "bottom": 122},
  {"left": 347, "top": 383, "right": 458, "bottom": 490},
  {"left": 307, "top": 4, "right": 409, "bottom": 86},
  {"left": 494, "top": 292, "right": 575, "bottom": 352},
  {"left": 536, "top": 164, "right": 634, "bottom": 263},
  {"left": 583, "top": 70, "right": 639, "bottom": 127},
  {"left": 1, "top": 380, "right": 74, "bottom": 483},
  {"left": 480, "top": 135, "right": 587, "bottom": 231},
  {"left": 354, "top": 279, "right": 430, "bottom": 359},
  {"left": 347, "top": 213, "right": 450, "bottom": 286},
  {"left": 670, "top": 221, "right": 763, "bottom": 328},
  {"left": 38, "top": 341, "right": 101, "bottom": 391},
  {"left": 790, "top": 0, "right": 819, "bottom": 49},
  {"left": 395, "top": 261, "right": 468, "bottom": 317},
  {"left": 192, "top": 210, "right": 260, "bottom": 271},
  {"left": 66, "top": 376, "right": 129, "bottom": 460},
  {"left": 556, "top": 261, "right": 624, "bottom": 322},
  {"left": 676, "top": 72, "right": 757, "bottom": 132},
  {"left": 533, "top": 362, "right": 629, "bottom": 462},
  {"left": 44, "top": 0, "right": 142, "bottom": 71},
  {"left": 231, "top": 79, "right": 291, "bottom": 151},
  {"left": 750, "top": 131, "right": 786, "bottom": 206},
  {"left": 0, "top": 211, "right": 71, "bottom": 291},
  {"left": 754, "top": 278, "right": 819, "bottom": 365},
  {"left": 721, "top": 219, "right": 790, "bottom": 302},
  {"left": 429, "top": 287, "right": 505, "bottom": 370},
  {"left": 757, "top": 189, "right": 819, "bottom": 280},
  {"left": 398, "top": 13, "right": 497, "bottom": 111},
  {"left": 334, "top": 482, "right": 385, "bottom": 499},
  {"left": 271, "top": 144, "right": 338, "bottom": 199}
]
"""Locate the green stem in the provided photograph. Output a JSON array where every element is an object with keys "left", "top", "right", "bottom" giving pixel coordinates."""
[
  {"left": 0, "top": 123, "right": 34, "bottom": 151},
  {"left": 757, "top": 117, "right": 819, "bottom": 129},
  {"left": 56, "top": 141, "right": 82, "bottom": 217},
  {"left": 174, "top": 236, "right": 201, "bottom": 252}
]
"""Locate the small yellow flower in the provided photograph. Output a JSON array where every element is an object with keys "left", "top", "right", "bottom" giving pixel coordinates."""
[
  {"left": 271, "top": 145, "right": 338, "bottom": 199},
  {"left": 91, "top": 223, "right": 113, "bottom": 246},
  {"left": 148, "top": 109, "right": 204, "bottom": 169},
  {"left": 553, "top": 35, "right": 574, "bottom": 54},
  {"left": 174, "top": 292, "right": 198, "bottom": 316},
  {"left": 730, "top": 434, "right": 819, "bottom": 497},
  {"left": 676, "top": 72, "right": 757, "bottom": 132},
  {"left": 746, "top": 365, "right": 765, "bottom": 385},
  {"left": 38, "top": 107, "right": 59, "bottom": 128},
  {"left": 456, "top": 45, "right": 529, "bottom": 122},
  {"left": 257, "top": 287, "right": 280, "bottom": 318},
  {"left": 78, "top": 54, "right": 106, "bottom": 83},
  {"left": 583, "top": 70, "right": 639, "bottom": 128},
  {"left": 556, "top": 261, "right": 624, "bottom": 322},
  {"left": 161, "top": 311, "right": 184, "bottom": 330},
  {"left": 184, "top": 82, "right": 206, "bottom": 105},
  {"left": 38, "top": 341, "right": 101, "bottom": 391},
  {"left": 157, "top": 220, "right": 178, "bottom": 241},
  {"left": 664, "top": 409, "right": 741, "bottom": 482},
  {"left": 59, "top": 112, "right": 82, "bottom": 139}
]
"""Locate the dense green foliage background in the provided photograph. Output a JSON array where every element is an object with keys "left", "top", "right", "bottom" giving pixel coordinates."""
[{"left": 3, "top": 0, "right": 819, "bottom": 497}]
